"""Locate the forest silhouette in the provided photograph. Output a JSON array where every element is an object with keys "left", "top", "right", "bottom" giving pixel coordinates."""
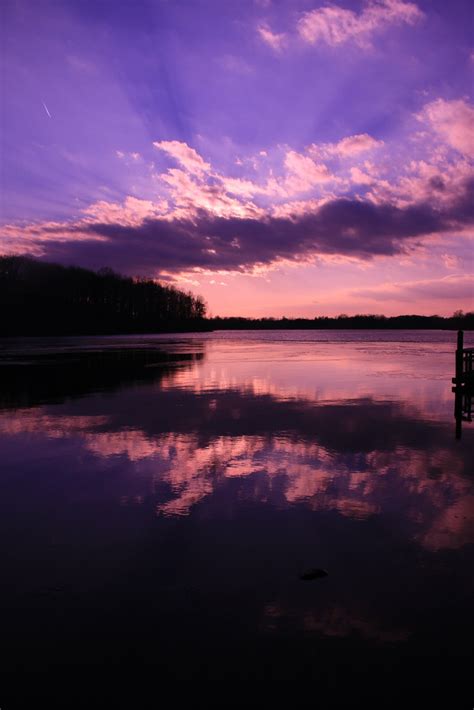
[{"left": 0, "top": 256, "right": 207, "bottom": 335}]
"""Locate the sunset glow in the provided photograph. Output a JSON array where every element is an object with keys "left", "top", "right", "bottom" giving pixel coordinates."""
[{"left": 2, "top": 0, "right": 473, "bottom": 316}]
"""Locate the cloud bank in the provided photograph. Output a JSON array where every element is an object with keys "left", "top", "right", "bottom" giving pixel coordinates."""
[
  {"left": 13, "top": 175, "right": 472, "bottom": 277},
  {"left": 2, "top": 97, "right": 473, "bottom": 284}
]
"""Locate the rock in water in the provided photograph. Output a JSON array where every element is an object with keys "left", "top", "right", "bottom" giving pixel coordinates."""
[{"left": 299, "top": 568, "right": 328, "bottom": 581}]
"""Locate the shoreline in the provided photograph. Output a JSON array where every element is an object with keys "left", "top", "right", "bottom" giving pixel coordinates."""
[{"left": 1, "top": 325, "right": 472, "bottom": 338}]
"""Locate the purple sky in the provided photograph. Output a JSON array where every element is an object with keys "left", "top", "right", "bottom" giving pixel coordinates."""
[{"left": 1, "top": 0, "right": 473, "bottom": 316}]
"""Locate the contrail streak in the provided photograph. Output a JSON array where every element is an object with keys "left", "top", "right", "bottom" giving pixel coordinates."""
[{"left": 42, "top": 101, "right": 52, "bottom": 119}]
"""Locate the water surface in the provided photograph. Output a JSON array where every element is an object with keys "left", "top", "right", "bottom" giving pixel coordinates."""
[{"left": 1, "top": 330, "right": 473, "bottom": 701}]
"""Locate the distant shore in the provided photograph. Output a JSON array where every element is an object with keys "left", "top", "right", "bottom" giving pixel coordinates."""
[{"left": 209, "top": 315, "right": 473, "bottom": 331}]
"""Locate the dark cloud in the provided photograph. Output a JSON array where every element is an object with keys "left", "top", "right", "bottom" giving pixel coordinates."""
[
  {"left": 429, "top": 176, "right": 445, "bottom": 191},
  {"left": 37, "top": 178, "right": 474, "bottom": 276}
]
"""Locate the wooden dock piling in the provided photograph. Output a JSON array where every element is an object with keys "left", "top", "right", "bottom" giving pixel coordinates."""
[
  {"left": 455, "top": 330, "right": 463, "bottom": 383},
  {"left": 452, "top": 330, "right": 473, "bottom": 439}
]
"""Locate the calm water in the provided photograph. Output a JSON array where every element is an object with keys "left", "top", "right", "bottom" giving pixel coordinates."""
[{"left": 1, "top": 330, "right": 473, "bottom": 702}]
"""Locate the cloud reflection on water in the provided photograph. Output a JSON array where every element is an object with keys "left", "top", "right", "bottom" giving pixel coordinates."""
[
  {"left": 0, "top": 334, "right": 473, "bottom": 661},
  {"left": 0, "top": 349, "right": 472, "bottom": 551}
]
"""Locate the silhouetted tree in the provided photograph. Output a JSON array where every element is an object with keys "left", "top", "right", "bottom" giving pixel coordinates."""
[{"left": 0, "top": 256, "right": 207, "bottom": 335}]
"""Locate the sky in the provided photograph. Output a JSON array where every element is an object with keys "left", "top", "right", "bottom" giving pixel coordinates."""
[{"left": 1, "top": 0, "right": 473, "bottom": 317}]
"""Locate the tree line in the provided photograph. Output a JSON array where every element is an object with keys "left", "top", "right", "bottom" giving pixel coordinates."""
[
  {"left": 0, "top": 256, "right": 207, "bottom": 335},
  {"left": 210, "top": 312, "right": 474, "bottom": 330}
]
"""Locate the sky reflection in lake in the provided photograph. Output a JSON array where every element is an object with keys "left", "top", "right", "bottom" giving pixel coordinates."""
[{"left": 0, "top": 331, "right": 472, "bottom": 698}]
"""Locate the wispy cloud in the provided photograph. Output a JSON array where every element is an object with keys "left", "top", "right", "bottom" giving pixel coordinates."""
[
  {"left": 297, "top": 0, "right": 424, "bottom": 49},
  {"left": 153, "top": 140, "right": 212, "bottom": 175},
  {"left": 220, "top": 54, "right": 254, "bottom": 74},
  {"left": 351, "top": 274, "right": 474, "bottom": 303},
  {"left": 257, "top": 23, "right": 286, "bottom": 51},
  {"left": 311, "top": 133, "right": 384, "bottom": 159}
]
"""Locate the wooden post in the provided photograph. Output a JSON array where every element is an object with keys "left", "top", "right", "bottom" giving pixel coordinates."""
[
  {"left": 454, "top": 387, "right": 462, "bottom": 439},
  {"left": 455, "top": 330, "right": 464, "bottom": 383}
]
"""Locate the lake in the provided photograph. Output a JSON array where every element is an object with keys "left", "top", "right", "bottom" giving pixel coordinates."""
[{"left": 1, "top": 330, "right": 473, "bottom": 703}]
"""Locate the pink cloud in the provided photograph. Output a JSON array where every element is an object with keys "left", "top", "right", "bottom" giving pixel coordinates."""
[
  {"left": 284, "top": 150, "right": 334, "bottom": 192},
  {"left": 309, "top": 133, "right": 384, "bottom": 162},
  {"left": 153, "top": 140, "right": 212, "bottom": 174},
  {"left": 350, "top": 166, "right": 374, "bottom": 185},
  {"left": 83, "top": 196, "right": 168, "bottom": 225},
  {"left": 297, "top": 0, "right": 423, "bottom": 49},
  {"left": 332, "top": 133, "right": 384, "bottom": 157},
  {"left": 219, "top": 176, "right": 265, "bottom": 198},
  {"left": 219, "top": 175, "right": 286, "bottom": 199},
  {"left": 257, "top": 23, "right": 286, "bottom": 51},
  {"left": 418, "top": 98, "right": 474, "bottom": 158},
  {"left": 441, "top": 254, "right": 460, "bottom": 270},
  {"left": 1, "top": 219, "right": 107, "bottom": 257},
  {"left": 160, "top": 168, "right": 263, "bottom": 218},
  {"left": 366, "top": 156, "right": 474, "bottom": 209}
]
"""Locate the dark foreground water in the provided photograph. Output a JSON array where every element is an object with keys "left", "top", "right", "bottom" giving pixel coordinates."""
[{"left": 0, "top": 330, "right": 473, "bottom": 704}]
